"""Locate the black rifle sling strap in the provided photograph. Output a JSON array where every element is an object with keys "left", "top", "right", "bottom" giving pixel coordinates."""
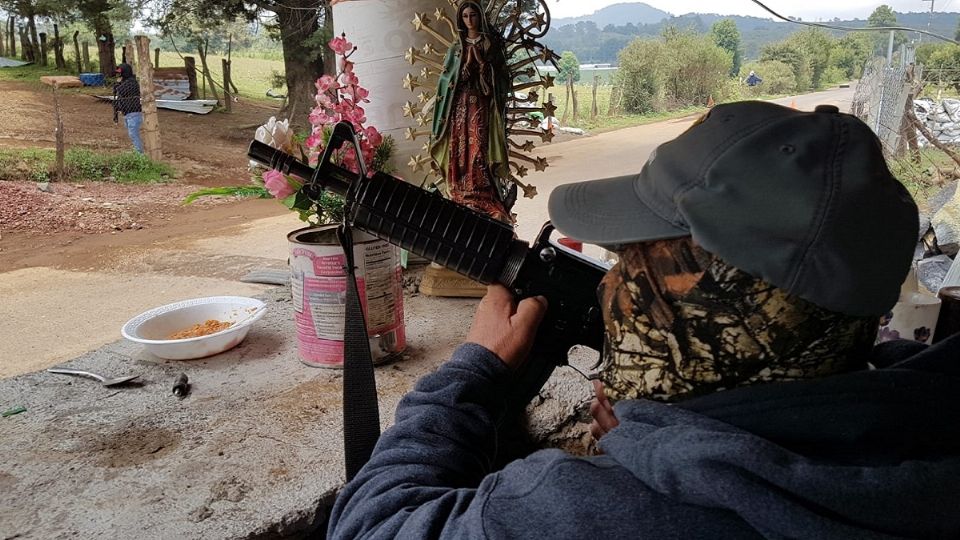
[{"left": 337, "top": 224, "right": 381, "bottom": 481}]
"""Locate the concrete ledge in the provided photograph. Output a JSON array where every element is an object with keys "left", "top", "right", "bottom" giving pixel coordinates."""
[{"left": 0, "top": 285, "right": 482, "bottom": 538}]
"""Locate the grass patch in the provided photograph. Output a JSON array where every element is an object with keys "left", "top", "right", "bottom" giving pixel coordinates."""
[
  {"left": 888, "top": 148, "right": 957, "bottom": 209},
  {"left": 0, "top": 147, "right": 174, "bottom": 184},
  {"left": 0, "top": 63, "right": 69, "bottom": 87},
  {"left": 0, "top": 53, "right": 282, "bottom": 105},
  {"left": 155, "top": 51, "right": 284, "bottom": 102}
]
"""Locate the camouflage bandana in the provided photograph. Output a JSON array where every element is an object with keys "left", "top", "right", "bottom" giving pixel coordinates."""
[{"left": 597, "top": 238, "right": 880, "bottom": 403}]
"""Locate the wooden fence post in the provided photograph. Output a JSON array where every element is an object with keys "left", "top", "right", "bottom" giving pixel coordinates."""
[
  {"left": 184, "top": 56, "right": 198, "bottom": 99},
  {"left": 154, "top": 47, "right": 160, "bottom": 67},
  {"left": 591, "top": 77, "right": 599, "bottom": 119},
  {"left": 570, "top": 76, "right": 579, "bottom": 123},
  {"left": 135, "top": 36, "right": 161, "bottom": 160},
  {"left": 123, "top": 40, "right": 135, "bottom": 69},
  {"left": 8, "top": 16, "right": 16, "bottom": 58},
  {"left": 608, "top": 86, "right": 621, "bottom": 117},
  {"left": 38, "top": 32, "right": 47, "bottom": 66},
  {"left": 53, "top": 84, "right": 65, "bottom": 181},
  {"left": 0, "top": 20, "right": 5, "bottom": 57},
  {"left": 221, "top": 58, "right": 232, "bottom": 112},
  {"left": 72, "top": 31, "right": 81, "bottom": 74},
  {"left": 82, "top": 41, "right": 90, "bottom": 72},
  {"left": 53, "top": 24, "right": 66, "bottom": 69}
]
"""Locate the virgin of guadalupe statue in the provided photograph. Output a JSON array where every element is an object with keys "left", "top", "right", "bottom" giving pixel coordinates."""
[{"left": 429, "top": 1, "right": 515, "bottom": 224}]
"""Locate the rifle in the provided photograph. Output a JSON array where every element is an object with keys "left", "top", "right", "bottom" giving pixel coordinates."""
[{"left": 249, "top": 122, "right": 608, "bottom": 473}]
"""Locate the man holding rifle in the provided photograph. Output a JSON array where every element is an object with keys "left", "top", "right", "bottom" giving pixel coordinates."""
[{"left": 327, "top": 101, "right": 960, "bottom": 539}]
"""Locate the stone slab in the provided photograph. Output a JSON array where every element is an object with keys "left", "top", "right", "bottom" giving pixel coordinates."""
[{"left": 40, "top": 75, "right": 84, "bottom": 88}]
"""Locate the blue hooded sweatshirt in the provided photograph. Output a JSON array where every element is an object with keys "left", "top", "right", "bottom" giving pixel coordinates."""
[{"left": 328, "top": 335, "right": 960, "bottom": 539}]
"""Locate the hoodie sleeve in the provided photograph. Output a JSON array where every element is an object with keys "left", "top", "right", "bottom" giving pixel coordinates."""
[{"left": 327, "top": 343, "right": 515, "bottom": 539}]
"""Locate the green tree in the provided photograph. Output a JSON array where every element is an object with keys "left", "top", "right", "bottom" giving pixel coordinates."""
[
  {"left": 832, "top": 34, "right": 872, "bottom": 79},
  {"left": 787, "top": 27, "right": 834, "bottom": 89},
  {"left": 617, "top": 28, "right": 731, "bottom": 114},
  {"left": 867, "top": 4, "right": 897, "bottom": 27},
  {"left": 557, "top": 50, "right": 580, "bottom": 83},
  {"left": 617, "top": 38, "right": 661, "bottom": 113},
  {"left": 867, "top": 4, "right": 906, "bottom": 55},
  {"left": 761, "top": 40, "right": 812, "bottom": 91},
  {"left": 710, "top": 18, "right": 741, "bottom": 76}
]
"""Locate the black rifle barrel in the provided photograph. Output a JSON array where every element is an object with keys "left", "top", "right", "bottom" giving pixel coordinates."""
[{"left": 247, "top": 140, "right": 529, "bottom": 287}]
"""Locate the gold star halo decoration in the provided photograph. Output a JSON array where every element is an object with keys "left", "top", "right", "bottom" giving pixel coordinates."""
[{"left": 403, "top": 0, "right": 560, "bottom": 200}]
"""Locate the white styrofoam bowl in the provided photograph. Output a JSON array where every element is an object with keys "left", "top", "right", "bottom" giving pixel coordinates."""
[{"left": 121, "top": 296, "right": 267, "bottom": 360}]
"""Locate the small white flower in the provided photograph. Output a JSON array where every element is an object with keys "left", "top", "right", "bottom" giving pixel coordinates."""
[{"left": 250, "top": 116, "right": 295, "bottom": 169}]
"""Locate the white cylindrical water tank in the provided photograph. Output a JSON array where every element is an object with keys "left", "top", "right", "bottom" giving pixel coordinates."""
[{"left": 333, "top": 0, "right": 446, "bottom": 182}]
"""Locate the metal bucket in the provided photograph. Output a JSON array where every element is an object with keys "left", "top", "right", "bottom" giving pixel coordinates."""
[{"left": 287, "top": 225, "right": 406, "bottom": 368}]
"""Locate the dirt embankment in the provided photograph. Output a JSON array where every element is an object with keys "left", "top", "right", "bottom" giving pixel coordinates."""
[{"left": 0, "top": 79, "right": 291, "bottom": 271}]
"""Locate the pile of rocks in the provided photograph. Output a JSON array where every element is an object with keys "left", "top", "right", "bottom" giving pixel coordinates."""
[
  {"left": 914, "top": 98, "right": 960, "bottom": 147},
  {"left": 917, "top": 180, "right": 960, "bottom": 294}
]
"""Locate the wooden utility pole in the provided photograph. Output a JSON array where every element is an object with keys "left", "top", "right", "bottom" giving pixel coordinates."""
[{"left": 135, "top": 36, "right": 161, "bottom": 160}]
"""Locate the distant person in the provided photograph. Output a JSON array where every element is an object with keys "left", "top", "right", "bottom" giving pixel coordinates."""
[
  {"left": 746, "top": 70, "right": 762, "bottom": 87},
  {"left": 113, "top": 63, "right": 143, "bottom": 153}
]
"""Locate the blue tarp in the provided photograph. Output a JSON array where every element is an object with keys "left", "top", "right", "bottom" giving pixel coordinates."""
[{"left": 0, "top": 57, "right": 30, "bottom": 68}]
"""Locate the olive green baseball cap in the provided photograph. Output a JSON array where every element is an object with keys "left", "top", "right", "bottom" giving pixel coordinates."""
[{"left": 548, "top": 101, "right": 919, "bottom": 317}]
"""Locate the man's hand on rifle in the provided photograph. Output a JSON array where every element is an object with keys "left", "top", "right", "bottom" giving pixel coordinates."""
[{"left": 466, "top": 285, "right": 547, "bottom": 370}]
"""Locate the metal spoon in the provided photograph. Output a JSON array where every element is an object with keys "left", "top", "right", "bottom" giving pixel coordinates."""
[{"left": 46, "top": 368, "right": 140, "bottom": 387}]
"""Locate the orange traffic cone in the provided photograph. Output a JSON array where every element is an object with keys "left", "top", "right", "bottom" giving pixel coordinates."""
[
  {"left": 707, "top": 95, "right": 715, "bottom": 108},
  {"left": 790, "top": 99, "right": 797, "bottom": 109}
]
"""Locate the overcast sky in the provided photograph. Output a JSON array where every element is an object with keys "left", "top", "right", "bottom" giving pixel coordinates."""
[{"left": 550, "top": 1, "right": 955, "bottom": 22}]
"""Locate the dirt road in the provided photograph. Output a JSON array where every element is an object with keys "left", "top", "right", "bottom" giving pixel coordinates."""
[{"left": 0, "top": 86, "right": 855, "bottom": 378}]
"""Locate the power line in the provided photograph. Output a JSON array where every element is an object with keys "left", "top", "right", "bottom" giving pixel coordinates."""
[{"left": 749, "top": 0, "right": 960, "bottom": 45}]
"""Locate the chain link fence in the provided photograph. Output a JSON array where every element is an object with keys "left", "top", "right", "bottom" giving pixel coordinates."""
[{"left": 851, "top": 57, "right": 920, "bottom": 156}]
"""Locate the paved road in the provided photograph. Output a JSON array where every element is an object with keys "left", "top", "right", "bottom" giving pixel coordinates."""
[
  {"left": 0, "top": 86, "right": 856, "bottom": 377},
  {"left": 513, "top": 85, "right": 856, "bottom": 243}
]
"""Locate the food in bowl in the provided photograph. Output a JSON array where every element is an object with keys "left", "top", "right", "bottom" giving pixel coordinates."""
[{"left": 168, "top": 319, "right": 234, "bottom": 340}]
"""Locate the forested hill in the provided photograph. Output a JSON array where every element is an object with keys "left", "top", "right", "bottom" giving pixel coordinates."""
[
  {"left": 544, "top": 4, "right": 960, "bottom": 64},
  {"left": 552, "top": 2, "right": 670, "bottom": 27}
]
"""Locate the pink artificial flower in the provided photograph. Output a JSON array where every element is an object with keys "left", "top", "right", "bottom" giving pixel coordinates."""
[
  {"left": 316, "top": 75, "right": 339, "bottom": 93},
  {"left": 329, "top": 34, "right": 354, "bottom": 55},
  {"left": 263, "top": 169, "right": 297, "bottom": 199},
  {"left": 309, "top": 108, "right": 336, "bottom": 127},
  {"left": 363, "top": 126, "right": 383, "bottom": 148},
  {"left": 340, "top": 71, "right": 359, "bottom": 87},
  {"left": 315, "top": 92, "right": 335, "bottom": 109},
  {"left": 342, "top": 84, "right": 369, "bottom": 103},
  {"left": 305, "top": 132, "right": 324, "bottom": 150}
]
